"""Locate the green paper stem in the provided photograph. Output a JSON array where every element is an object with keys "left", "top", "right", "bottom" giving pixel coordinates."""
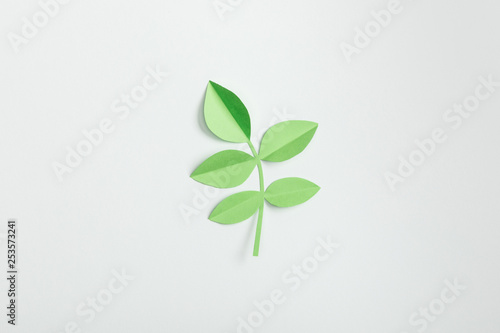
[
  {"left": 254, "top": 200, "right": 264, "bottom": 256},
  {"left": 248, "top": 141, "right": 264, "bottom": 256}
]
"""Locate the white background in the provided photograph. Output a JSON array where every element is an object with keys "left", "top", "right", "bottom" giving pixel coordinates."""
[{"left": 1, "top": 0, "right": 499, "bottom": 332}]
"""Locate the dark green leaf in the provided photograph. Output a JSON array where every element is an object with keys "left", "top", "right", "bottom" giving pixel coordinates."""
[{"left": 204, "top": 81, "right": 251, "bottom": 143}]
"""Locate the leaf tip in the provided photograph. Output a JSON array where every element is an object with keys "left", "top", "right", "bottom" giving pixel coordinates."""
[
  {"left": 206, "top": 80, "right": 218, "bottom": 93},
  {"left": 207, "top": 80, "right": 222, "bottom": 90},
  {"left": 303, "top": 120, "right": 318, "bottom": 133},
  {"left": 310, "top": 181, "right": 321, "bottom": 193},
  {"left": 208, "top": 211, "right": 218, "bottom": 223},
  {"left": 189, "top": 169, "right": 200, "bottom": 180}
]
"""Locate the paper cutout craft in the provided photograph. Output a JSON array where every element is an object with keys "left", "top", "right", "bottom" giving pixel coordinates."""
[{"left": 191, "top": 81, "right": 320, "bottom": 256}]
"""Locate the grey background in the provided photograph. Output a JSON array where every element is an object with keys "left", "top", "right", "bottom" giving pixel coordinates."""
[{"left": 1, "top": 0, "right": 499, "bottom": 332}]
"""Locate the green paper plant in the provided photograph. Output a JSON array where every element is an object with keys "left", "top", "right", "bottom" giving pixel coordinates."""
[{"left": 191, "top": 81, "right": 320, "bottom": 256}]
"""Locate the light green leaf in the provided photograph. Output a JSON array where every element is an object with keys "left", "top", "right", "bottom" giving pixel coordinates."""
[
  {"left": 204, "top": 81, "right": 251, "bottom": 143},
  {"left": 210, "top": 191, "right": 262, "bottom": 224},
  {"left": 265, "top": 177, "right": 320, "bottom": 207},
  {"left": 259, "top": 120, "right": 318, "bottom": 162},
  {"left": 190, "top": 150, "right": 257, "bottom": 188}
]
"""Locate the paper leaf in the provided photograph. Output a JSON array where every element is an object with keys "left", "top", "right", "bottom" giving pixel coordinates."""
[
  {"left": 265, "top": 177, "right": 320, "bottom": 207},
  {"left": 204, "top": 81, "right": 251, "bottom": 143},
  {"left": 209, "top": 191, "right": 262, "bottom": 224},
  {"left": 190, "top": 150, "right": 257, "bottom": 188},
  {"left": 259, "top": 120, "right": 318, "bottom": 162}
]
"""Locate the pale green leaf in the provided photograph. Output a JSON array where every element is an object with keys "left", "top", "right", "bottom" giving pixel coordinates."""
[
  {"left": 190, "top": 150, "right": 257, "bottom": 188},
  {"left": 265, "top": 177, "right": 320, "bottom": 207},
  {"left": 259, "top": 120, "right": 318, "bottom": 162},
  {"left": 210, "top": 191, "right": 262, "bottom": 224}
]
